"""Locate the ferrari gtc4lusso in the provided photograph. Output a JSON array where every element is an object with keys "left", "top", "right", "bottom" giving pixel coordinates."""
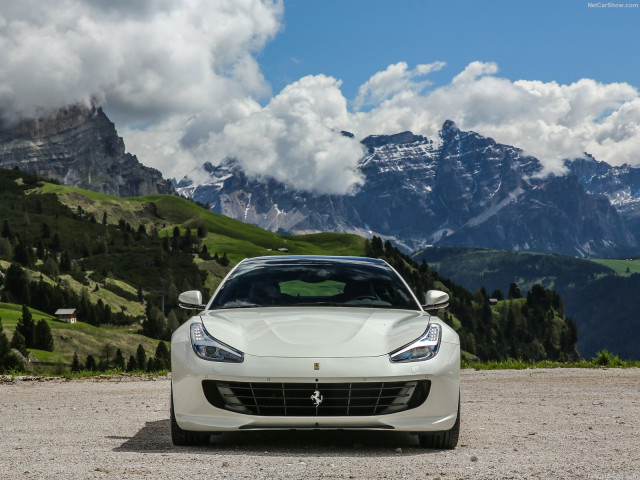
[{"left": 171, "top": 255, "right": 460, "bottom": 448}]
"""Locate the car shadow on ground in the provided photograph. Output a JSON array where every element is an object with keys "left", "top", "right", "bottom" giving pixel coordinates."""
[{"left": 113, "top": 420, "right": 443, "bottom": 456}]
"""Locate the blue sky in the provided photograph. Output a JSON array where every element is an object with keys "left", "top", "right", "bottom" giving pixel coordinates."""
[
  {"left": 260, "top": 0, "right": 639, "bottom": 102},
  {"left": 1, "top": 0, "right": 639, "bottom": 191}
]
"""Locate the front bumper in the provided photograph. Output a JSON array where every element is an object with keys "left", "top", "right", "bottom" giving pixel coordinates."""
[{"left": 171, "top": 339, "right": 460, "bottom": 433}]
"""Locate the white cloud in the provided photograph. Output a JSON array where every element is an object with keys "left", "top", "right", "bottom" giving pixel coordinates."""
[
  {"left": 201, "top": 75, "right": 365, "bottom": 194},
  {"left": 2, "top": 1, "right": 640, "bottom": 194},
  {"left": 353, "top": 61, "right": 445, "bottom": 111}
]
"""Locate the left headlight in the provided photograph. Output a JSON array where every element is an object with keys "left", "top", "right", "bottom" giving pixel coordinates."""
[
  {"left": 389, "top": 323, "right": 441, "bottom": 363},
  {"left": 190, "top": 323, "right": 244, "bottom": 363}
]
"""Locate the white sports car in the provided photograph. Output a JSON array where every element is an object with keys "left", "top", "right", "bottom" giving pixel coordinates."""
[{"left": 171, "top": 255, "right": 460, "bottom": 448}]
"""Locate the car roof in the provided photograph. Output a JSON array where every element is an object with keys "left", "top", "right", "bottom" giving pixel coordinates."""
[{"left": 239, "top": 255, "right": 387, "bottom": 266}]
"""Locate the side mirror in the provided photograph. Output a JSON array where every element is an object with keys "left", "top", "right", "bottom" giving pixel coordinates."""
[
  {"left": 178, "top": 290, "right": 206, "bottom": 310},
  {"left": 424, "top": 290, "right": 449, "bottom": 310}
]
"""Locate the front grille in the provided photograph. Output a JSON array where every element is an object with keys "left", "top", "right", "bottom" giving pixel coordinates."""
[{"left": 202, "top": 380, "right": 430, "bottom": 417}]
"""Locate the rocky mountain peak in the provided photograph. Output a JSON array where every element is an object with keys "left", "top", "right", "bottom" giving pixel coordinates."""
[
  {"left": 202, "top": 161, "right": 216, "bottom": 174},
  {"left": 0, "top": 104, "right": 95, "bottom": 141},
  {"left": 440, "top": 119, "right": 461, "bottom": 140},
  {"left": 0, "top": 105, "right": 175, "bottom": 197},
  {"left": 361, "top": 131, "right": 429, "bottom": 152}
]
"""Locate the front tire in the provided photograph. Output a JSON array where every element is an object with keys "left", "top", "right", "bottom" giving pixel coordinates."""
[
  {"left": 170, "top": 391, "right": 210, "bottom": 446},
  {"left": 418, "top": 395, "right": 460, "bottom": 449}
]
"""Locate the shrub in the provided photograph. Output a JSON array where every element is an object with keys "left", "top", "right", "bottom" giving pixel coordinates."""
[{"left": 592, "top": 349, "right": 623, "bottom": 367}]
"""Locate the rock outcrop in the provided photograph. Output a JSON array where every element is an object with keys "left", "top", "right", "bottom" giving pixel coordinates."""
[{"left": 0, "top": 105, "right": 175, "bottom": 197}]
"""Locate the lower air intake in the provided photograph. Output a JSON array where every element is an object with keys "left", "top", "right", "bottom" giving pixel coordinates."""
[{"left": 202, "top": 380, "right": 430, "bottom": 417}]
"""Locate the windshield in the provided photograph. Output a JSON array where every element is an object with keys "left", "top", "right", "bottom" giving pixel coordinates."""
[{"left": 209, "top": 259, "right": 421, "bottom": 311}]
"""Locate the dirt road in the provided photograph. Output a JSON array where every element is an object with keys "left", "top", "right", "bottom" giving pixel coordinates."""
[{"left": 1, "top": 368, "right": 638, "bottom": 479}]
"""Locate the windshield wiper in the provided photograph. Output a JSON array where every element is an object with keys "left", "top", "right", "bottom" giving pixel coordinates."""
[
  {"left": 217, "top": 302, "right": 401, "bottom": 309},
  {"left": 287, "top": 302, "right": 391, "bottom": 308},
  {"left": 288, "top": 302, "right": 343, "bottom": 307},
  {"left": 217, "top": 303, "right": 262, "bottom": 309}
]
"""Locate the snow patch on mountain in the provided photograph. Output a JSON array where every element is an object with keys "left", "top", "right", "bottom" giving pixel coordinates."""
[{"left": 175, "top": 121, "right": 639, "bottom": 257}]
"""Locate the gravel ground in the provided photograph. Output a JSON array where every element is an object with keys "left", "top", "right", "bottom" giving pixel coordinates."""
[{"left": 1, "top": 368, "right": 638, "bottom": 480}]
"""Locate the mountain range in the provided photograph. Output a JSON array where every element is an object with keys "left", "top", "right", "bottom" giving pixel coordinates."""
[
  {"left": 3, "top": 105, "right": 640, "bottom": 258},
  {"left": 176, "top": 121, "right": 640, "bottom": 257}
]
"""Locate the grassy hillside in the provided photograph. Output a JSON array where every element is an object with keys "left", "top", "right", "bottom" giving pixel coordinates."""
[
  {"left": 36, "top": 184, "right": 366, "bottom": 263},
  {"left": 32, "top": 182, "right": 366, "bottom": 296},
  {"left": 414, "top": 246, "right": 640, "bottom": 359},
  {"left": 415, "top": 246, "right": 614, "bottom": 295},
  {"left": 0, "top": 302, "right": 160, "bottom": 368},
  {"left": 0, "top": 259, "right": 146, "bottom": 319},
  {"left": 0, "top": 168, "right": 368, "bottom": 372},
  {"left": 590, "top": 258, "right": 640, "bottom": 276}
]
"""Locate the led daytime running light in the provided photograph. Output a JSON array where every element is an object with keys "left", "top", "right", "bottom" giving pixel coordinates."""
[
  {"left": 190, "top": 323, "right": 244, "bottom": 363},
  {"left": 389, "top": 323, "right": 442, "bottom": 363}
]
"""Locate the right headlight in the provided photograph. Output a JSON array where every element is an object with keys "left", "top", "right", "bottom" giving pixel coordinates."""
[
  {"left": 389, "top": 323, "right": 441, "bottom": 363},
  {"left": 190, "top": 323, "right": 244, "bottom": 363}
]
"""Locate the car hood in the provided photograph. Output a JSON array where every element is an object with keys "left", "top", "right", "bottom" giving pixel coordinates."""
[{"left": 199, "top": 307, "right": 430, "bottom": 358}]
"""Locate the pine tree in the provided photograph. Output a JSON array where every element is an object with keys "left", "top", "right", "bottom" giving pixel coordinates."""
[
  {"left": 171, "top": 226, "right": 181, "bottom": 250},
  {"left": 50, "top": 232, "right": 61, "bottom": 252},
  {"left": 142, "top": 306, "right": 166, "bottom": 339},
  {"left": 5, "top": 264, "right": 26, "bottom": 298},
  {"left": 41, "top": 222, "right": 51, "bottom": 239},
  {"left": 34, "top": 319, "right": 54, "bottom": 351},
  {"left": 217, "top": 252, "right": 230, "bottom": 266},
  {"left": 146, "top": 357, "right": 157, "bottom": 372},
  {"left": 85, "top": 354, "right": 97, "bottom": 371},
  {"left": 200, "top": 244, "right": 210, "bottom": 260},
  {"left": 1, "top": 219, "right": 11, "bottom": 239},
  {"left": 70, "top": 352, "right": 81, "bottom": 373},
  {"left": 490, "top": 289, "right": 504, "bottom": 301},
  {"left": 166, "top": 310, "right": 180, "bottom": 334},
  {"left": 42, "top": 256, "right": 59, "bottom": 279},
  {"left": 10, "top": 330, "right": 28, "bottom": 357},
  {"left": 35, "top": 240, "right": 45, "bottom": 259},
  {"left": 13, "top": 240, "right": 32, "bottom": 267},
  {"left": 114, "top": 348, "right": 125, "bottom": 370},
  {"left": 0, "top": 237, "right": 13, "bottom": 259},
  {"left": 0, "top": 318, "right": 10, "bottom": 361},
  {"left": 101, "top": 343, "right": 115, "bottom": 369},
  {"left": 20, "top": 284, "right": 31, "bottom": 307},
  {"left": 182, "top": 227, "right": 192, "bottom": 250},
  {"left": 136, "top": 344, "right": 147, "bottom": 371},
  {"left": 98, "top": 357, "right": 109, "bottom": 371},
  {"left": 15, "top": 305, "right": 35, "bottom": 348},
  {"left": 60, "top": 250, "right": 72, "bottom": 273},
  {"left": 154, "top": 341, "right": 170, "bottom": 370},
  {"left": 126, "top": 355, "right": 137, "bottom": 372}
]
